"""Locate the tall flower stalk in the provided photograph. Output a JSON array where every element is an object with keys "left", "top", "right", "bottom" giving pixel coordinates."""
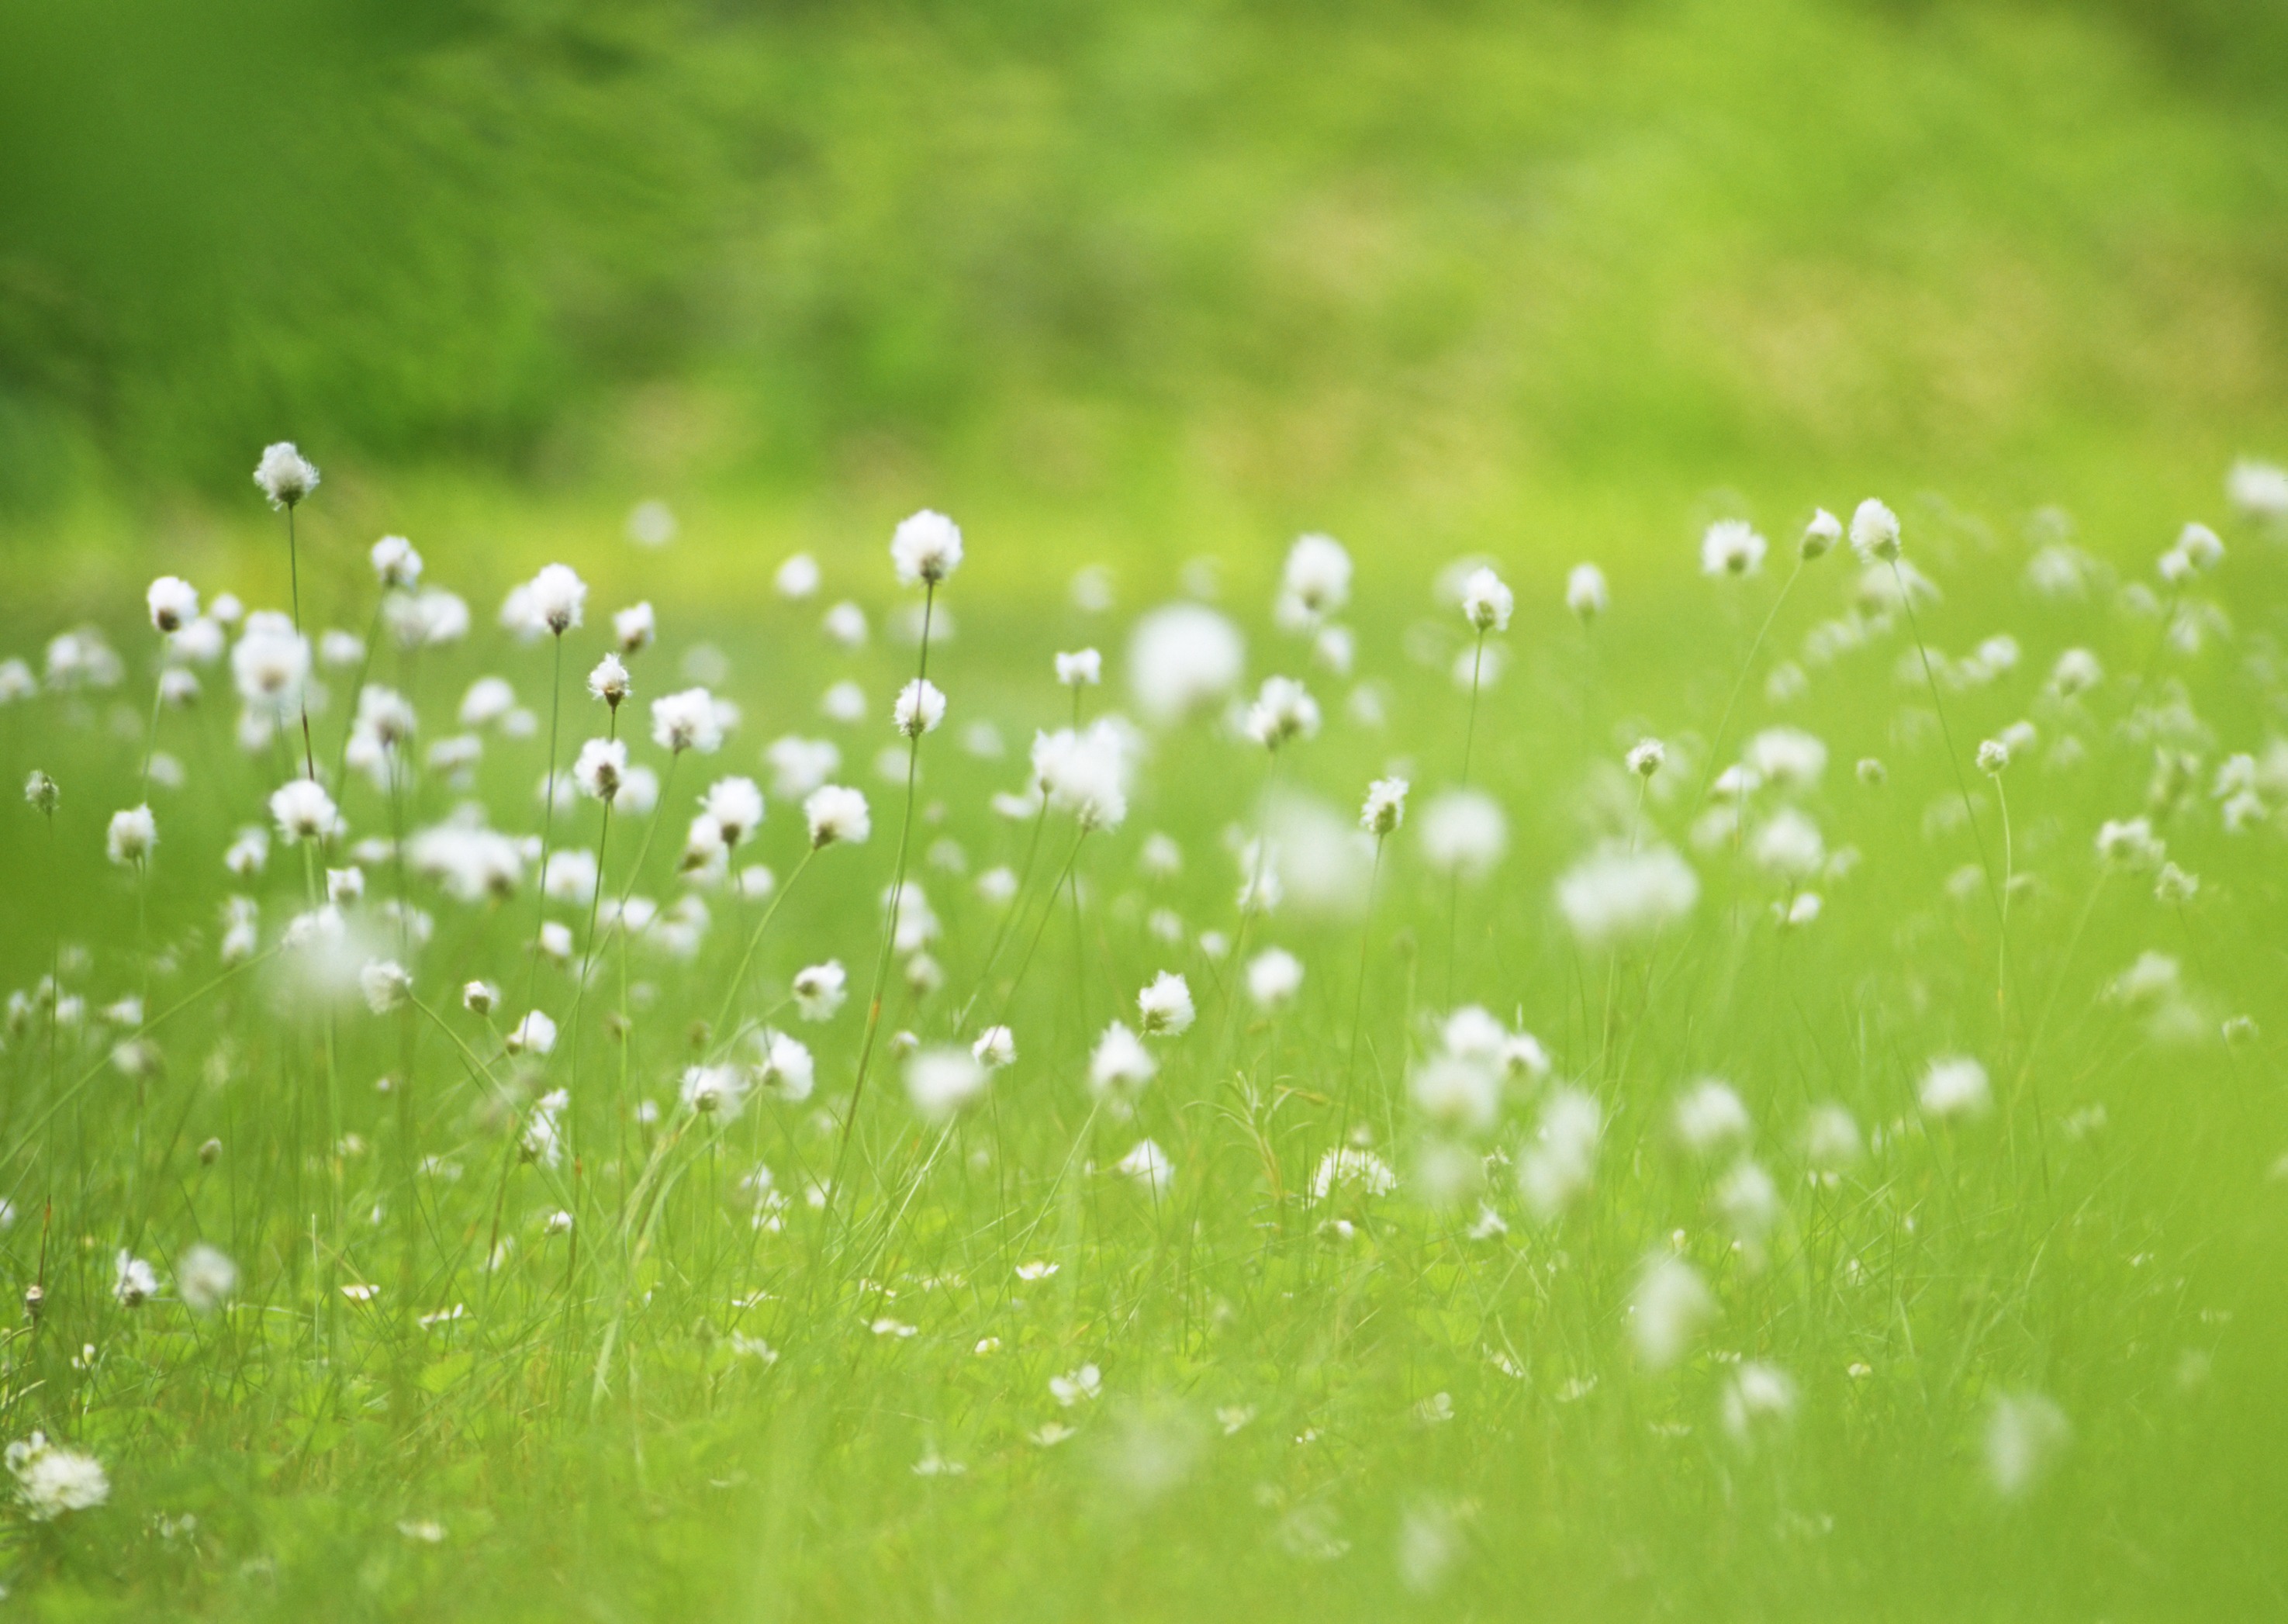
[
  {"left": 826, "top": 510, "right": 963, "bottom": 1227},
  {"left": 254, "top": 443, "right": 323, "bottom": 782}
]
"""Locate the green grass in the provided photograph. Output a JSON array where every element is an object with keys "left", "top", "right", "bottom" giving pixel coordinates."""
[
  {"left": 5, "top": 0, "right": 2288, "bottom": 517},
  {"left": 0, "top": 479, "right": 2283, "bottom": 1619}
]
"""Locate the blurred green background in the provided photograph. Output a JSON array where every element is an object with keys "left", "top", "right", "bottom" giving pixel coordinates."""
[{"left": 2, "top": 0, "right": 2284, "bottom": 596}]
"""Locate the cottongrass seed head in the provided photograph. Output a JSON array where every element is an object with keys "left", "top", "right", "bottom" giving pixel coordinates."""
[
  {"left": 1630, "top": 1256, "right": 1715, "bottom": 1370},
  {"left": 1850, "top": 497, "right": 1902, "bottom": 563},
  {"left": 1702, "top": 520, "right": 1767, "bottom": 577},
  {"left": 1460, "top": 566, "right": 1513, "bottom": 633},
  {"left": 890, "top": 509, "right": 963, "bottom": 587},
  {"left": 906, "top": 1046, "right": 989, "bottom": 1121},
  {"left": 1920, "top": 1055, "right": 1991, "bottom": 1121},
  {"left": 254, "top": 441, "right": 319, "bottom": 509},
  {"left": 804, "top": 785, "right": 871, "bottom": 848},
  {"left": 1556, "top": 844, "right": 1699, "bottom": 950},
  {"left": 6, "top": 1433, "right": 109, "bottom": 1521},
  {"left": 1360, "top": 776, "right": 1409, "bottom": 835},
  {"left": 107, "top": 803, "right": 157, "bottom": 866}
]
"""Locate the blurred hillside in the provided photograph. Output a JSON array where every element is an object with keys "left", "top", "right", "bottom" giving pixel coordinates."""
[{"left": 2, "top": 0, "right": 2285, "bottom": 575}]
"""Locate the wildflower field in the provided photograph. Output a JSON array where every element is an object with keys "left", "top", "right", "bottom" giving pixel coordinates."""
[{"left": 0, "top": 449, "right": 2284, "bottom": 1620}]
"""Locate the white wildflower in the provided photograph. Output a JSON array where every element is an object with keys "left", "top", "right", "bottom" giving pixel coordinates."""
[
  {"left": 372, "top": 535, "right": 422, "bottom": 589},
  {"left": 106, "top": 804, "right": 157, "bottom": 866},
  {"left": 6, "top": 1433, "right": 109, "bottom": 1521},
  {"left": 1246, "top": 947, "right": 1304, "bottom": 1010},
  {"left": 792, "top": 960, "right": 847, "bottom": 1021},
  {"left": 613, "top": 601, "right": 655, "bottom": 653},
  {"left": 1702, "top": 520, "right": 1766, "bottom": 577},
  {"left": 650, "top": 688, "right": 724, "bottom": 755},
  {"left": 1518, "top": 1089, "right": 1602, "bottom": 1220},
  {"left": 1630, "top": 1256, "right": 1714, "bottom": 1370},
  {"left": 359, "top": 959, "right": 411, "bottom": 1015},
  {"left": 681, "top": 1063, "right": 748, "bottom": 1121},
  {"left": 1986, "top": 1392, "right": 2071, "bottom": 1498},
  {"left": 254, "top": 442, "right": 320, "bottom": 508},
  {"left": 776, "top": 553, "right": 821, "bottom": 599},
  {"left": 1115, "top": 1139, "right": 1174, "bottom": 1198},
  {"left": 1460, "top": 566, "right": 1513, "bottom": 633},
  {"left": 588, "top": 654, "right": 631, "bottom": 710},
  {"left": 1567, "top": 563, "right": 1609, "bottom": 623},
  {"left": 1919, "top": 1055, "right": 1990, "bottom": 1121},
  {"left": 1243, "top": 676, "right": 1320, "bottom": 750},
  {"left": 972, "top": 1025, "right": 1016, "bottom": 1069},
  {"left": 1089, "top": 1021, "right": 1158, "bottom": 1100},
  {"left": 147, "top": 576, "right": 199, "bottom": 634},
  {"left": 1674, "top": 1080, "right": 1752, "bottom": 1156},
  {"left": 1031, "top": 721, "right": 1132, "bottom": 831},
  {"left": 1420, "top": 790, "right": 1507, "bottom": 878},
  {"left": 270, "top": 779, "right": 340, "bottom": 845},
  {"left": 176, "top": 1243, "right": 238, "bottom": 1314},
  {"left": 1800, "top": 509, "right": 1841, "bottom": 560},
  {"left": 1128, "top": 603, "right": 1245, "bottom": 724},
  {"left": 906, "top": 1046, "right": 989, "bottom": 1121},
  {"left": 1135, "top": 971, "right": 1195, "bottom": 1037},
  {"left": 574, "top": 738, "right": 627, "bottom": 803},
  {"left": 1555, "top": 845, "right": 1699, "bottom": 949},
  {"left": 893, "top": 678, "right": 948, "bottom": 738},
  {"left": 1279, "top": 533, "right": 1353, "bottom": 623},
  {"left": 506, "top": 1010, "right": 558, "bottom": 1056},
  {"left": 1849, "top": 497, "right": 1901, "bottom": 563},
  {"left": 1721, "top": 1363, "right": 1799, "bottom": 1445},
  {"left": 890, "top": 509, "right": 964, "bottom": 586},
  {"left": 1360, "top": 776, "right": 1408, "bottom": 835},
  {"left": 804, "top": 785, "right": 871, "bottom": 848}
]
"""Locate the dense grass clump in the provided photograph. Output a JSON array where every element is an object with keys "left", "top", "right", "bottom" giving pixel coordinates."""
[{"left": 0, "top": 456, "right": 2285, "bottom": 1619}]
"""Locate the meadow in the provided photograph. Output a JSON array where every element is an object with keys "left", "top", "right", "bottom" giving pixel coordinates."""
[{"left": 0, "top": 445, "right": 2283, "bottom": 1620}]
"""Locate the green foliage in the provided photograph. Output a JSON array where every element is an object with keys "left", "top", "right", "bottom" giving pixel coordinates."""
[
  {"left": 2, "top": 0, "right": 2286, "bottom": 517},
  {"left": 0, "top": 489, "right": 2282, "bottom": 1616}
]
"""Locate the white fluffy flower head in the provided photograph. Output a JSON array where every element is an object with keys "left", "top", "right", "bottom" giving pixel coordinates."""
[
  {"left": 1567, "top": 562, "right": 1608, "bottom": 623},
  {"left": 588, "top": 654, "right": 631, "bottom": 709},
  {"left": 1460, "top": 566, "right": 1512, "bottom": 633},
  {"left": 1243, "top": 676, "right": 1319, "bottom": 751},
  {"left": 1088, "top": 1021, "right": 1158, "bottom": 1100},
  {"left": 1421, "top": 789, "right": 1507, "bottom": 878},
  {"left": 1280, "top": 533, "right": 1353, "bottom": 622},
  {"left": 1135, "top": 971, "right": 1195, "bottom": 1037},
  {"left": 1360, "top": 776, "right": 1408, "bottom": 836},
  {"left": 1702, "top": 520, "right": 1767, "bottom": 578},
  {"left": 270, "top": 779, "right": 341, "bottom": 845},
  {"left": 894, "top": 678, "right": 948, "bottom": 738},
  {"left": 107, "top": 804, "right": 157, "bottom": 866},
  {"left": 254, "top": 441, "right": 320, "bottom": 509},
  {"left": 528, "top": 564, "right": 587, "bottom": 634},
  {"left": 613, "top": 601, "right": 655, "bottom": 653},
  {"left": 1246, "top": 946, "right": 1304, "bottom": 1010},
  {"left": 147, "top": 576, "right": 199, "bottom": 634},
  {"left": 7, "top": 1432, "right": 109, "bottom": 1521},
  {"left": 906, "top": 1047, "right": 989, "bottom": 1121},
  {"left": 1850, "top": 498, "right": 1901, "bottom": 564},
  {"left": 1557, "top": 844, "right": 1699, "bottom": 949},
  {"left": 805, "top": 784, "right": 871, "bottom": 848},
  {"left": 575, "top": 738, "right": 627, "bottom": 803},
  {"left": 372, "top": 536, "right": 423, "bottom": 589},
  {"left": 703, "top": 776, "right": 766, "bottom": 845},
  {"left": 890, "top": 509, "right": 964, "bottom": 587},
  {"left": 1128, "top": 603, "right": 1244, "bottom": 724},
  {"left": 651, "top": 688, "right": 723, "bottom": 755},
  {"left": 1031, "top": 721, "right": 1132, "bottom": 831}
]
